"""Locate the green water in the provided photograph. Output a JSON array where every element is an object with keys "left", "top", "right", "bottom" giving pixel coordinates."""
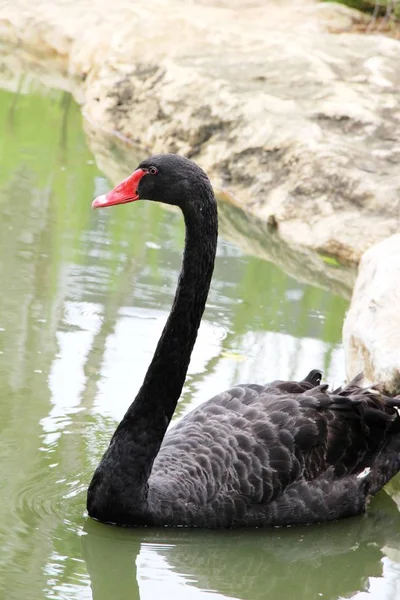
[{"left": 0, "top": 82, "right": 399, "bottom": 600}]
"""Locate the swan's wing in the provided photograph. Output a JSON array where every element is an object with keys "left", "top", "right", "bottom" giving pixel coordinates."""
[
  {"left": 249, "top": 375, "right": 400, "bottom": 488},
  {"left": 152, "top": 374, "right": 400, "bottom": 523}
]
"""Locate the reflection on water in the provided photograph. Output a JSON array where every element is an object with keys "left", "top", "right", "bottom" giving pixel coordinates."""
[
  {"left": 82, "top": 493, "right": 400, "bottom": 600},
  {"left": 0, "top": 79, "right": 398, "bottom": 600}
]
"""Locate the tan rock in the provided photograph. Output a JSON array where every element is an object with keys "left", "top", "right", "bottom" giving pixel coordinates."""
[
  {"left": 1, "top": 0, "right": 400, "bottom": 266},
  {"left": 85, "top": 120, "right": 357, "bottom": 297},
  {"left": 343, "top": 234, "right": 400, "bottom": 393}
]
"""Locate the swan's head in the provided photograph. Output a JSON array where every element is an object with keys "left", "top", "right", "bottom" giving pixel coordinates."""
[{"left": 92, "top": 154, "right": 214, "bottom": 211}]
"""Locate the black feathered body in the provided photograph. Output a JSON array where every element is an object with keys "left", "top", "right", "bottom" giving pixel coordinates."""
[{"left": 127, "top": 373, "right": 400, "bottom": 528}]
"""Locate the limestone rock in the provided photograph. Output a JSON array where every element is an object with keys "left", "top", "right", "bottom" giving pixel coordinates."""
[
  {"left": 343, "top": 234, "right": 400, "bottom": 393},
  {"left": 85, "top": 120, "right": 357, "bottom": 298},
  {"left": 1, "top": 0, "right": 400, "bottom": 266}
]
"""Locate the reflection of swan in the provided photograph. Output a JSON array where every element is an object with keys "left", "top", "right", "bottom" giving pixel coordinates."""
[
  {"left": 88, "top": 155, "right": 400, "bottom": 529},
  {"left": 82, "top": 491, "right": 400, "bottom": 600}
]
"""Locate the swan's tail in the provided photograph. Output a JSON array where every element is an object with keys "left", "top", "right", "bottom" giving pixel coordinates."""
[
  {"left": 329, "top": 374, "right": 400, "bottom": 438},
  {"left": 301, "top": 369, "right": 322, "bottom": 387},
  {"left": 309, "top": 372, "right": 400, "bottom": 494}
]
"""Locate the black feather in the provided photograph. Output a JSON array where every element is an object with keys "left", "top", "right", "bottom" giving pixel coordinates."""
[{"left": 302, "top": 369, "right": 323, "bottom": 386}]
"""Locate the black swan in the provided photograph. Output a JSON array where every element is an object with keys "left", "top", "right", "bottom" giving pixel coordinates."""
[{"left": 88, "top": 153, "right": 400, "bottom": 528}]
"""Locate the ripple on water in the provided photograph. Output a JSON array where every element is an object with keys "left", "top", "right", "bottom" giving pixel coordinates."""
[{"left": 14, "top": 467, "right": 87, "bottom": 531}]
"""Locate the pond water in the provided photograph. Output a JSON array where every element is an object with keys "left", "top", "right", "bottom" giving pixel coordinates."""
[{"left": 0, "top": 81, "right": 399, "bottom": 600}]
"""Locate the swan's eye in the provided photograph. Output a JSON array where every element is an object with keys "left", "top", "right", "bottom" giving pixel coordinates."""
[{"left": 148, "top": 166, "right": 158, "bottom": 175}]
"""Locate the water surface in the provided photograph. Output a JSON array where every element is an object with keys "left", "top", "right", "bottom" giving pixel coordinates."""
[{"left": 0, "top": 81, "right": 399, "bottom": 600}]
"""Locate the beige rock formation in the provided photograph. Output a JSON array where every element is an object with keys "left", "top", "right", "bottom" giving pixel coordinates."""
[
  {"left": 343, "top": 234, "right": 400, "bottom": 393},
  {"left": 85, "top": 119, "right": 357, "bottom": 297},
  {"left": 0, "top": 0, "right": 399, "bottom": 267}
]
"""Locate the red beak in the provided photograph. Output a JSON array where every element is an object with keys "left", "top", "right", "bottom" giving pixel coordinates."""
[{"left": 92, "top": 169, "right": 146, "bottom": 209}]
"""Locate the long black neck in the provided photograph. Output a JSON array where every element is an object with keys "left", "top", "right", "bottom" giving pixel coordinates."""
[
  {"left": 136, "top": 204, "right": 217, "bottom": 410},
  {"left": 91, "top": 187, "right": 218, "bottom": 516},
  {"left": 128, "top": 196, "right": 217, "bottom": 423}
]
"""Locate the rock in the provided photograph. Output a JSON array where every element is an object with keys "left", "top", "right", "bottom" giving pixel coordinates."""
[
  {"left": 343, "top": 234, "right": 400, "bottom": 393},
  {"left": 314, "top": 1, "right": 370, "bottom": 30},
  {"left": 85, "top": 120, "right": 357, "bottom": 297},
  {"left": 1, "top": 0, "right": 400, "bottom": 266}
]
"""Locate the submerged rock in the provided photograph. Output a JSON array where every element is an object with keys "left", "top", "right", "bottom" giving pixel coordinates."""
[
  {"left": 343, "top": 234, "right": 400, "bottom": 393},
  {"left": 0, "top": 0, "right": 400, "bottom": 265}
]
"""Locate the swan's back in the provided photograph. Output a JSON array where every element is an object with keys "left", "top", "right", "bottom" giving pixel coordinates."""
[{"left": 148, "top": 372, "right": 400, "bottom": 527}]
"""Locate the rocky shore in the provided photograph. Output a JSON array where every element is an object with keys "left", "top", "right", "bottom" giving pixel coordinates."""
[{"left": 1, "top": 0, "right": 399, "bottom": 267}]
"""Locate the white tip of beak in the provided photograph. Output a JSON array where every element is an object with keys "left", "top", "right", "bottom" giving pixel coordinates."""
[{"left": 92, "top": 195, "right": 107, "bottom": 209}]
